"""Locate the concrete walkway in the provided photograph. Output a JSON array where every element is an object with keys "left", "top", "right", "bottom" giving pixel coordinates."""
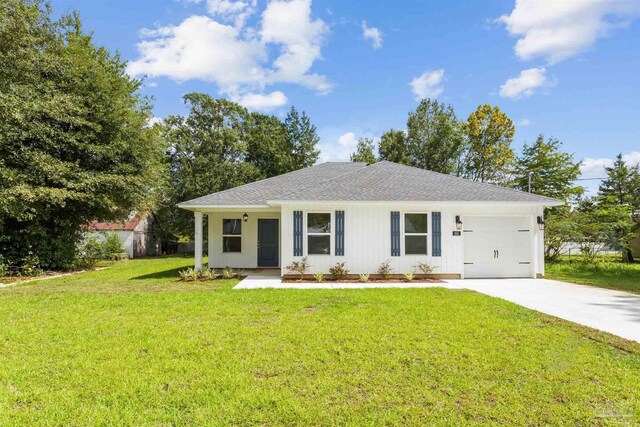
[
  {"left": 448, "top": 278, "right": 640, "bottom": 343},
  {"left": 234, "top": 274, "right": 460, "bottom": 290}
]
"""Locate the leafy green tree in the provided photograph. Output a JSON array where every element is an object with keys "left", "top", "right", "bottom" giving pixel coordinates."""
[
  {"left": 157, "top": 94, "right": 262, "bottom": 239},
  {"left": 378, "top": 129, "right": 410, "bottom": 165},
  {"left": 597, "top": 154, "right": 640, "bottom": 262},
  {"left": 0, "top": 0, "right": 163, "bottom": 269},
  {"left": 284, "top": 106, "right": 320, "bottom": 169},
  {"left": 350, "top": 138, "right": 377, "bottom": 163},
  {"left": 513, "top": 135, "right": 583, "bottom": 203},
  {"left": 245, "top": 112, "right": 292, "bottom": 177},
  {"left": 461, "top": 104, "right": 515, "bottom": 183},
  {"left": 574, "top": 198, "right": 635, "bottom": 264},
  {"left": 406, "top": 98, "right": 465, "bottom": 174}
]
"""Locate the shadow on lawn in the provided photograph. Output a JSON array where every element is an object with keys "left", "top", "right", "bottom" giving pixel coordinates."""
[{"left": 131, "top": 267, "right": 185, "bottom": 280}]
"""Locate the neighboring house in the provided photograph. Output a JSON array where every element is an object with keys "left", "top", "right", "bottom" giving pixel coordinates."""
[
  {"left": 178, "top": 161, "right": 562, "bottom": 279},
  {"left": 87, "top": 214, "right": 161, "bottom": 258}
]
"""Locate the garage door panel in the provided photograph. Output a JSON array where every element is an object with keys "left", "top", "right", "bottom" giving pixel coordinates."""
[{"left": 464, "top": 216, "right": 532, "bottom": 278}]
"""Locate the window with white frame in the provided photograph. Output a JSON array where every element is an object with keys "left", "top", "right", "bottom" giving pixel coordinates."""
[
  {"left": 307, "top": 212, "right": 331, "bottom": 255},
  {"left": 222, "top": 219, "right": 242, "bottom": 253},
  {"left": 404, "top": 213, "right": 428, "bottom": 255}
]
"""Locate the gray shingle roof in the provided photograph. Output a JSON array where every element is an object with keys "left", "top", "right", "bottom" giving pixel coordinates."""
[{"left": 178, "top": 160, "right": 563, "bottom": 207}]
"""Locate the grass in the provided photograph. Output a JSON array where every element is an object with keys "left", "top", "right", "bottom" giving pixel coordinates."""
[
  {"left": 1, "top": 256, "right": 640, "bottom": 425},
  {"left": 546, "top": 255, "right": 640, "bottom": 294}
]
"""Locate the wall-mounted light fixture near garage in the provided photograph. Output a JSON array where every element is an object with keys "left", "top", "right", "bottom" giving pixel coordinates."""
[
  {"left": 243, "top": 213, "right": 248, "bottom": 222},
  {"left": 536, "top": 216, "right": 545, "bottom": 231},
  {"left": 455, "top": 215, "right": 463, "bottom": 230}
]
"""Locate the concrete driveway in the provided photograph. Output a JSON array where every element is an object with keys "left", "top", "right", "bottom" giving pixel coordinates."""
[{"left": 447, "top": 278, "right": 640, "bottom": 343}]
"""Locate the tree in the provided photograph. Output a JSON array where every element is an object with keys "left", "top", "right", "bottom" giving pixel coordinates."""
[
  {"left": 0, "top": 0, "right": 163, "bottom": 269},
  {"left": 284, "top": 106, "right": 320, "bottom": 169},
  {"left": 245, "top": 112, "right": 292, "bottom": 178},
  {"left": 378, "top": 129, "right": 410, "bottom": 165},
  {"left": 461, "top": 104, "right": 515, "bottom": 183},
  {"left": 597, "top": 154, "right": 640, "bottom": 262},
  {"left": 350, "top": 138, "right": 377, "bottom": 163},
  {"left": 157, "top": 94, "right": 262, "bottom": 239},
  {"left": 512, "top": 135, "right": 583, "bottom": 203},
  {"left": 406, "top": 98, "right": 465, "bottom": 174},
  {"left": 573, "top": 198, "right": 635, "bottom": 264}
]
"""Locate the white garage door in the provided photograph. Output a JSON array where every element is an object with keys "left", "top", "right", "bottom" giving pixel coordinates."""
[{"left": 463, "top": 216, "right": 533, "bottom": 278}]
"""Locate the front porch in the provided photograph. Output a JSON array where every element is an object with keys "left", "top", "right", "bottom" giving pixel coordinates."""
[{"left": 192, "top": 208, "right": 282, "bottom": 272}]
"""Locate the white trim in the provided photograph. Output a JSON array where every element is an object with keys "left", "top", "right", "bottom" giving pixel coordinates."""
[
  {"left": 305, "top": 211, "right": 333, "bottom": 256},
  {"left": 402, "top": 211, "right": 429, "bottom": 256},
  {"left": 222, "top": 218, "right": 243, "bottom": 254}
]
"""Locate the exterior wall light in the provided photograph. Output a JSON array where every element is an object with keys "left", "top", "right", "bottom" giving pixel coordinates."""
[
  {"left": 243, "top": 213, "right": 248, "bottom": 222},
  {"left": 537, "top": 216, "right": 545, "bottom": 230},
  {"left": 455, "top": 215, "right": 463, "bottom": 230}
]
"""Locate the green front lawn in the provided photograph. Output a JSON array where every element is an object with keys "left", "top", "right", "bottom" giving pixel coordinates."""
[
  {"left": 1, "top": 257, "right": 639, "bottom": 425},
  {"left": 546, "top": 256, "right": 640, "bottom": 294}
]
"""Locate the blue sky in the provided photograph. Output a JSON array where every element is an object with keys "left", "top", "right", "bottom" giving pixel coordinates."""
[{"left": 52, "top": 0, "right": 639, "bottom": 191}]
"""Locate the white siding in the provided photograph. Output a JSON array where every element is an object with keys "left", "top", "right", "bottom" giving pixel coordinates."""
[
  {"left": 281, "top": 203, "right": 544, "bottom": 278},
  {"left": 206, "top": 211, "right": 281, "bottom": 269}
]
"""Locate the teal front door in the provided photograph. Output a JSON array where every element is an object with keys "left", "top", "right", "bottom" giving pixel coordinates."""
[{"left": 258, "top": 219, "right": 279, "bottom": 267}]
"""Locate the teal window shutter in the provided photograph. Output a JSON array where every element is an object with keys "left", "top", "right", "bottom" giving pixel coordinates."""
[
  {"left": 390, "top": 211, "right": 400, "bottom": 256},
  {"left": 432, "top": 212, "right": 441, "bottom": 257},
  {"left": 335, "top": 210, "right": 345, "bottom": 256},
  {"left": 293, "top": 210, "right": 303, "bottom": 256}
]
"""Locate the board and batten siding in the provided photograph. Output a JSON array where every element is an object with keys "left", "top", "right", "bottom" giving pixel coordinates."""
[
  {"left": 280, "top": 202, "right": 544, "bottom": 278},
  {"left": 207, "top": 211, "right": 281, "bottom": 269}
]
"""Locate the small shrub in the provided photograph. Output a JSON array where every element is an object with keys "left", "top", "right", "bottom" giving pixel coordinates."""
[
  {"left": 103, "top": 232, "right": 125, "bottom": 260},
  {"left": 0, "top": 255, "right": 7, "bottom": 277},
  {"left": 329, "top": 262, "right": 350, "bottom": 280},
  {"left": 415, "top": 261, "right": 435, "bottom": 275},
  {"left": 191, "top": 268, "right": 201, "bottom": 281},
  {"left": 222, "top": 267, "right": 235, "bottom": 279},
  {"left": 359, "top": 273, "right": 370, "bottom": 283},
  {"left": 286, "top": 257, "right": 310, "bottom": 281},
  {"left": 313, "top": 272, "right": 324, "bottom": 282},
  {"left": 404, "top": 272, "right": 415, "bottom": 282},
  {"left": 76, "top": 236, "right": 104, "bottom": 268},
  {"left": 21, "top": 252, "right": 43, "bottom": 277},
  {"left": 377, "top": 260, "right": 393, "bottom": 280},
  {"left": 179, "top": 269, "right": 192, "bottom": 281},
  {"left": 201, "top": 269, "right": 215, "bottom": 280}
]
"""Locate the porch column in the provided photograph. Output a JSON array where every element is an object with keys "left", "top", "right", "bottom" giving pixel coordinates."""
[{"left": 194, "top": 211, "right": 203, "bottom": 270}]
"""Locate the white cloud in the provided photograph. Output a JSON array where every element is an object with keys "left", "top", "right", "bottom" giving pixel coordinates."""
[
  {"left": 499, "top": 67, "right": 549, "bottom": 98},
  {"left": 127, "top": 16, "right": 266, "bottom": 88},
  {"left": 337, "top": 132, "right": 358, "bottom": 147},
  {"left": 260, "top": 0, "right": 331, "bottom": 93},
  {"left": 146, "top": 117, "right": 163, "bottom": 127},
  {"left": 498, "top": 0, "right": 640, "bottom": 63},
  {"left": 410, "top": 69, "right": 445, "bottom": 100},
  {"left": 233, "top": 91, "right": 288, "bottom": 111},
  {"left": 362, "top": 21, "right": 383, "bottom": 49},
  {"left": 317, "top": 130, "right": 372, "bottom": 163},
  {"left": 581, "top": 151, "right": 640, "bottom": 178},
  {"left": 127, "top": 0, "right": 330, "bottom": 101},
  {"left": 518, "top": 118, "right": 531, "bottom": 126}
]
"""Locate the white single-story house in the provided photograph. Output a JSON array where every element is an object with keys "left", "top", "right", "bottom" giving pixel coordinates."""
[
  {"left": 87, "top": 213, "right": 161, "bottom": 258},
  {"left": 178, "top": 161, "right": 563, "bottom": 279}
]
